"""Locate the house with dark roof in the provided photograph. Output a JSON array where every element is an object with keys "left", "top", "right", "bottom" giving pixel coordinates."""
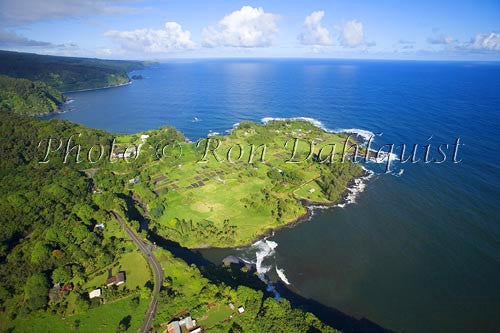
[{"left": 106, "top": 271, "right": 125, "bottom": 286}]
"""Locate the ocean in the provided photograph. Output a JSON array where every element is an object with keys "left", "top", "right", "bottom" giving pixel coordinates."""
[{"left": 48, "top": 59, "right": 500, "bottom": 332}]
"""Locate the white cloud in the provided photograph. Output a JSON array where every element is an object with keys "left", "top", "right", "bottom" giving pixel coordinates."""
[
  {"left": 467, "top": 32, "right": 500, "bottom": 51},
  {"left": 105, "top": 22, "right": 196, "bottom": 53},
  {"left": 0, "top": 0, "right": 139, "bottom": 26},
  {"left": 340, "top": 20, "right": 364, "bottom": 48},
  {"left": 427, "top": 35, "right": 456, "bottom": 45},
  {"left": 298, "top": 11, "right": 332, "bottom": 46},
  {"left": 95, "top": 48, "right": 113, "bottom": 56},
  {"left": 202, "top": 6, "right": 279, "bottom": 48}
]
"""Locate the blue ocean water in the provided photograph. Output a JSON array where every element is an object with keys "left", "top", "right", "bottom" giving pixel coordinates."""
[{"left": 51, "top": 59, "right": 500, "bottom": 332}]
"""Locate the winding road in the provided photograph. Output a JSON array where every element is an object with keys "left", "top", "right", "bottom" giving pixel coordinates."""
[{"left": 111, "top": 211, "right": 163, "bottom": 333}]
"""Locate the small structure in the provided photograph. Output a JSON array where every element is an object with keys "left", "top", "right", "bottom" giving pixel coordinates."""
[
  {"left": 129, "top": 177, "right": 140, "bottom": 184},
  {"left": 228, "top": 303, "right": 235, "bottom": 310},
  {"left": 166, "top": 321, "right": 181, "bottom": 333},
  {"left": 190, "top": 328, "right": 202, "bottom": 333},
  {"left": 308, "top": 188, "right": 315, "bottom": 193},
  {"left": 140, "top": 134, "right": 150, "bottom": 142},
  {"left": 95, "top": 223, "right": 105, "bottom": 230},
  {"left": 106, "top": 272, "right": 125, "bottom": 286},
  {"left": 89, "top": 288, "right": 101, "bottom": 299},
  {"left": 179, "top": 316, "right": 195, "bottom": 330},
  {"left": 238, "top": 306, "right": 245, "bottom": 314}
]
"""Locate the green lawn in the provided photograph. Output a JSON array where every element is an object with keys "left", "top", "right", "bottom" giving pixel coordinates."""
[
  {"left": 83, "top": 251, "right": 151, "bottom": 291},
  {"left": 198, "top": 303, "right": 234, "bottom": 329},
  {"left": 4, "top": 296, "right": 148, "bottom": 333}
]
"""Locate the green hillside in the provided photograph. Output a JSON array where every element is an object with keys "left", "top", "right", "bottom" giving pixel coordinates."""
[
  {"left": 0, "top": 75, "right": 64, "bottom": 115},
  {"left": 0, "top": 50, "right": 147, "bottom": 92}
]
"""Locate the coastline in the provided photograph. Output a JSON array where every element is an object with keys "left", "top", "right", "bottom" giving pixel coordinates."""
[
  {"left": 62, "top": 80, "right": 132, "bottom": 93},
  {"left": 190, "top": 167, "right": 372, "bottom": 250},
  {"left": 34, "top": 79, "right": 134, "bottom": 117}
]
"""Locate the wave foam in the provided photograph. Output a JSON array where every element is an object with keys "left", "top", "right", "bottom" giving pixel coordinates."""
[
  {"left": 275, "top": 267, "right": 291, "bottom": 285},
  {"left": 335, "top": 128, "right": 376, "bottom": 142},
  {"left": 252, "top": 239, "right": 277, "bottom": 275},
  {"left": 260, "top": 117, "right": 375, "bottom": 143},
  {"left": 336, "top": 167, "right": 374, "bottom": 208}
]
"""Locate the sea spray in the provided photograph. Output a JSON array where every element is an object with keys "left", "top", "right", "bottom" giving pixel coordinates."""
[
  {"left": 260, "top": 117, "right": 376, "bottom": 143},
  {"left": 275, "top": 267, "right": 291, "bottom": 285},
  {"left": 250, "top": 239, "right": 282, "bottom": 300},
  {"left": 253, "top": 239, "right": 277, "bottom": 274},
  {"left": 336, "top": 167, "right": 375, "bottom": 208}
]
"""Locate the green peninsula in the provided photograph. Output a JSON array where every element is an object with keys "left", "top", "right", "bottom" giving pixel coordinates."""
[{"left": 88, "top": 119, "right": 363, "bottom": 248}]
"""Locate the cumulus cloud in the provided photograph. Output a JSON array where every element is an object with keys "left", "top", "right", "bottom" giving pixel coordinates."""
[
  {"left": 340, "top": 20, "right": 364, "bottom": 47},
  {"left": 298, "top": 11, "right": 332, "bottom": 46},
  {"left": 105, "top": 22, "right": 196, "bottom": 53},
  {"left": 467, "top": 32, "right": 500, "bottom": 51},
  {"left": 0, "top": 0, "right": 139, "bottom": 26},
  {"left": 202, "top": 6, "right": 279, "bottom": 48}
]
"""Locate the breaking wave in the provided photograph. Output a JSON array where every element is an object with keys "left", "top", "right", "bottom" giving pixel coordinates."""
[
  {"left": 275, "top": 267, "right": 291, "bottom": 285},
  {"left": 336, "top": 167, "right": 375, "bottom": 208},
  {"left": 249, "top": 239, "right": 283, "bottom": 299}
]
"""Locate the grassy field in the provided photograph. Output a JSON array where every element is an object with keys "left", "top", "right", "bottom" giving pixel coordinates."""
[
  {"left": 3, "top": 296, "right": 148, "bottom": 332},
  {"left": 105, "top": 119, "right": 362, "bottom": 247},
  {"left": 83, "top": 251, "right": 151, "bottom": 291}
]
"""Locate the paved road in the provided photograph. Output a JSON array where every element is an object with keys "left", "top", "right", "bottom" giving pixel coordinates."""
[{"left": 112, "top": 211, "right": 164, "bottom": 333}]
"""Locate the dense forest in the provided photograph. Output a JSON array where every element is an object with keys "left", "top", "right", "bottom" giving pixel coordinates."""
[
  {"left": 0, "top": 50, "right": 147, "bottom": 91},
  {"left": 0, "top": 75, "right": 64, "bottom": 115}
]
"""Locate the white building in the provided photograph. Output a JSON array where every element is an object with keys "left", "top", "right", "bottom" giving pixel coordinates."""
[{"left": 89, "top": 289, "right": 101, "bottom": 299}]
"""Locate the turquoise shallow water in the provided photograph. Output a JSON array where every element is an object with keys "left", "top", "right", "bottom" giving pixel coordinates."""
[{"left": 50, "top": 59, "right": 500, "bottom": 332}]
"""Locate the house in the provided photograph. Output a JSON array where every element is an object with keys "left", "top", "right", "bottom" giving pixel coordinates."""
[
  {"left": 190, "top": 328, "right": 202, "bottom": 333},
  {"left": 308, "top": 188, "right": 315, "bottom": 193},
  {"left": 166, "top": 321, "right": 181, "bottom": 333},
  {"left": 95, "top": 223, "right": 105, "bottom": 230},
  {"left": 238, "top": 306, "right": 245, "bottom": 314},
  {"left": 228, "top": 303, "right": 235, "bottom": 310},
  {"left": 106, "top": 272, "right": 126, "bottom": 286},
  {"left": 140, "top": 134, "right": 149, "bottom": 142},
  {"left": 89, "top": 288, "right": 101, "bottom": 299}
]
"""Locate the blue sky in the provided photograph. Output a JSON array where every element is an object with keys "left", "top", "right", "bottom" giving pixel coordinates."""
[{"left": 0, "top": 0, "right": 499, "bottom": 60}]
